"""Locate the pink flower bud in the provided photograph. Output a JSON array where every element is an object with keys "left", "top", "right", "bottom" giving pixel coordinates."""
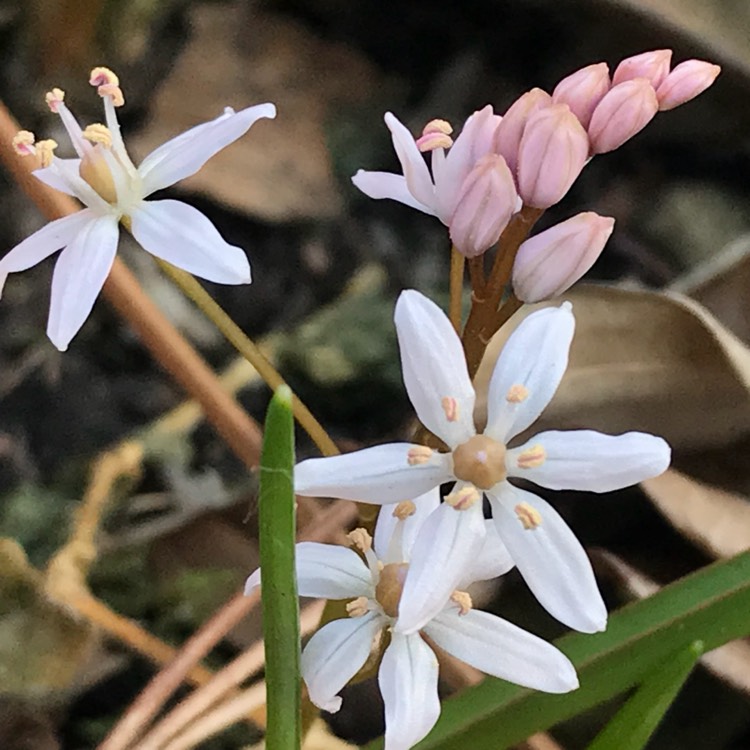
[
  {"left": 612, "top": 49, "right": 672, "bottom": 88},
  {"left": 493, "top": 88, "right": 552, "bottom": 175},
  {"left": 588, "top": 78, "right": 658, "bottom": 154},
  {"left": 449, "top": 154, "right": 518, "bottom": 258},
  {"left": 516, "top": 104, "right": 589, "bottom": 209},
  {"left": 656, "top": 60, "right": 721, "bottom": 111},
  {"left": 513, "top": 212, "right": 615, "bottom": 302},
  {"left": 552, "top": 62, "right": 611, "bottom": 129}
]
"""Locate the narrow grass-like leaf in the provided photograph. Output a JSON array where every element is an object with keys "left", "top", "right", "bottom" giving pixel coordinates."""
[
  {"left": 364, "top": 550, "right": 750, "bottom": 750},
  {"left": 259, "top": 385, "right": 300, "bottom": 750},
  {"left": 586, "top": 640, "right": 703, "bottom": 750}
]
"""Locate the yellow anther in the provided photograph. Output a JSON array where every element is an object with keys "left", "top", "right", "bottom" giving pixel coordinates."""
[
  {"left": 346, "top": 596, "right": 370, "bottom": 618},
  {"left": 516, "top": 444, "right": 547, "bottom": 470},
  {"left": 347, "top": 527, "right": 373, "bottom": 554},
  {"left": 12, "top": 130, "right": 35, "bottom": 156},
  {"left": 515, "top": 502, "right": 543, "bottom": 530},
  {"left": 97, "top": 83, "right": 125, "bottom": 107},
  {"left": 89, "top": 66, "right": 120, "bottom": 87},
  {"left": 506, "top": 384, "right": 530, "bottom": 403},
  {"left": 422, "top": 119, "right": 453, "bottom": 136},
  {"left": 441, "top": 396, "right": 460, "bottom": 423},
  {"left": 82, "top": 124, "right": 113, "bottom": 149},
  {"left": 450, "top": 590, "right": 473, "bottom": 615},
  {"left": 392, "top": 501, "right": 416, "bottom": 520},
  {"left": 45, "top": 88, "right": 65, "bottom": 113},
  {"left": 36, "top": 139, "right": 58, "bottom": 167},
  {"left": 417, "top": 132, "right": 453, "bottom": 152},
  {"left": 445, "top": 485, "right": 481, "bottom": 511},
  {"left": 407, "top": 445, "right": 433, "bottom": 466}
]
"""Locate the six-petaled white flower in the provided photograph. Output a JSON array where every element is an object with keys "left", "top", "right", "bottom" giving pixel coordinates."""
[
  {"left": 246, "top": 490, "right": 578, "bottom": 750},
  {"left": 1, "top": 67, "right": 276, "bottom": 350},
  {"left": 295, "top": 290, "right": 671, "bottom": 634}
]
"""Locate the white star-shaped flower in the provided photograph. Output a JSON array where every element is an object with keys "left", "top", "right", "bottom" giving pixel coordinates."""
[
  {"left": 295, "top": 290, "right": 671, "bottom": 634},
  {"left": 246, "top": 491, "right": 578, "bottom": 750},
  {"left": 1, "top": 67, "right": 276, "bottom": 350}
]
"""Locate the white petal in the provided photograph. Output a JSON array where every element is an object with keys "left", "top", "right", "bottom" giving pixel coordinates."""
[
  {"left": 424, "top": 608, "right": 578, "bottom": 693},
  {"left": 395, "top": 499, "right": 485, "bottom": 635},
  {"left": 32, "top": 159, "right": 80, "bottom": 196},
  {"left": 384, "top": 112, "right": 436, "bottom": 209},
  {"left": 294, "top": 443, "right": 452, "bottom": 504},
  {"left": 351, "top": 170, "right": 436, "bottom": 215},
  {"left": 129, "top": 200, "right": 251, "bottom": 284},
  {"left": 379, "top": 632, "right": 440, "bottom": 750},
  {"left": 457, "top": 519, "right": 514, "bottom": 588},
  {"left": 508, "top": 430, "right": 671, "bottom": 492},
  {"left": 301, "top": 611, "right": 383, "bottom": 713},
  {"left": 47, "top": 215, "right": 119, "bottom": 350},
  {"left": 138, "top": 103, "right": 277, "bottom": 195},
  {"left": 485, "top": 303, "right": 575, "bottom": 443},
  {"left": 395, "top": 290, "right": 476, "bottom": 447},
  {"left": 373, "top": 487, "right": 441, "bottom": 562},
  {"left": 34, "top": 159, "right": 113, "bottom": 214},
  {"left": 0, "top": 210, "right": 96, "bottom": 297},
  {"left": 244, "top": 542, "right": 372, "bottom": 600},
  {"left": 488, "top": 484, "right": 607, "bottom": 633}
]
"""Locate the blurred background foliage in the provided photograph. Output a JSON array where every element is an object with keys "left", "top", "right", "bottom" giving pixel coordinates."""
[{"left": 0, "top": 0, "right": 749, "bottom": 748}]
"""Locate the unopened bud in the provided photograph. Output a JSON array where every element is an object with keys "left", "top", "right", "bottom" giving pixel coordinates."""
[
  {"left": 493, "top": 88, "right": 552, "bottom": 175},
  {"left": 513, "top": 212, "right": 615, "bottom": 302},
  {"left": 552, "top": 62, "right": 611, "bottom": 129},
  {"left": 449, "top": 153, "right": 518, "bottom": 258},
  {"left": 656, "top": 60, "right": 721, "bottom": 111},
  {"left": 516, "top": 104, "right": 589, "bottom": 208},
  {"left": 612, "top": 49, "right": 672, "bottom": 88},
  {"left": 588, "top": 78, "right": 658, "bottom": 154}
]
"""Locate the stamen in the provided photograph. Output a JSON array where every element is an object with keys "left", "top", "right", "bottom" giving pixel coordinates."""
[
  {"left": 12, "top": 130, "right": 35, "bottom": 156},
  {"left": 35, "top": 139, "right": 58, "bottom": 168},
  {"left": 445, "top": 485, "right": 481, "bottom": 511},
  {"left": 45, "top": 88, "right": 65, "bottom": 113},
  {"left": 82, "top": 124, "right": 113, "bottom": 149},
  {"left": 346, "top": 596, "right": 370, "bottom": 618},
  {"left": 415, "top": 118, "right": 454, "bottom": 152},
  {"left": 506, "top": 384, "right": 529, "bottom": 403},
  {"left": 347, "top": 527, "right": 373, "bottom": 554},
  {"left": 89, "top": 67, "right": 120, "bottom": 87},
  {"left": 441, "top": 396, "right": 460, "bottom": 422},
  {"left": 98, "top": 83, "right": 125, "bottom": 107},
  {"left": 407, "top": 445, "right": 433, "bottom": 466},
  {"left": 392, "top": 501, "right": 416, "bottom": 520},
  {"left": 516, "top": 444, "right": 547, "bottom": 469},
  {"left": 423, "top": 119, "right": 453, "bottom": 136},
  {"left": 450, "top": 590, "right": 473, "bottom": 615},
  {"left": 515, "top": 502, "right": 543, "bottom": 530}
]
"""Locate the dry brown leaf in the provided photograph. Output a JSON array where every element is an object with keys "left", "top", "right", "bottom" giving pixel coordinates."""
[
  {"left": 130, "top": 2, "right": 383, "bottom": 221},
  {"left": 641, "top": 469, "right": 750, "bottom": 558},
  {"left": 594, "top": 550, "right": 750, "bottom": 696},
  {"left": 474, "top": 286, "right": 750, "bottom": 451}
]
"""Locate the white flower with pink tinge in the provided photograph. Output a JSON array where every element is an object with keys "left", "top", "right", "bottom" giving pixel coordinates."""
[
  {"left": 295, "top": 290, "right": 671, "bottom": 634},
  {"left": 246, "top": 492, "right": 578, "bottom": 750},
  {"left": 1, "top": 67, "right": 275, "bottom": 351}
]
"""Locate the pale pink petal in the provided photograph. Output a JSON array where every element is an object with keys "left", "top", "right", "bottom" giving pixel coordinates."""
[
  {"left": 302, "top": 612, "right": 384, "bottom": 713},
  {"left": 129, "top": 199, "right": 251, "bottom": 284},
  {"left": 351, "top": 170, "right": 436, "bottom": 215},
  {"left": 488, "top": 484, "right": 607, "bottom": 633},
  {"left": 485, "top": 303, "right": 575, "bottom": 443},
  {"left": 508, "top": 430, "right": 671, "bottom": 492},
  {"left": 35, "top": 159, "right": 113, "bottom": 213},
  {"left": 294, "top": 443, "right": 452, "bottom": 504},
  {"left": 138, "top": 103, "right": 276, "bottom": 195},
  {"left": 424, "top": 608, "right": 578, "bottom": 692},
  {"left": 379, "top": 632, "right": 440, "bottom": 750},
  {"left": 47, "top": 214, "right": 119, "bottom": 350},
  {"left": 384, "top": 112, "right": 436, "bottom": 209},
  {"left": 395, "top": 290, "right": 476, "bottom": 447}
]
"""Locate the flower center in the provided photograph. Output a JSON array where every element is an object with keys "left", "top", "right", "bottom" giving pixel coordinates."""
[
  {"left": 375, "top": 562, "right": 409, "bottom": 618},
  {"left": 452, "top": 435, "right": 507, "bottom": 490}
]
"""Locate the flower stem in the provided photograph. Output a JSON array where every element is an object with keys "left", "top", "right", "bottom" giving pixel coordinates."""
[
  {"left": 449, "top": 245, "right": 465, "bottom": 332},
  {"left": 461, "top": 206, "right": 543, "bottom": 378},
  {"left": 154, "top": 259, "right": 339, "bottom": 458},
  {"left": 467, "top": 256, "right": 486, "bottom": 299}
]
